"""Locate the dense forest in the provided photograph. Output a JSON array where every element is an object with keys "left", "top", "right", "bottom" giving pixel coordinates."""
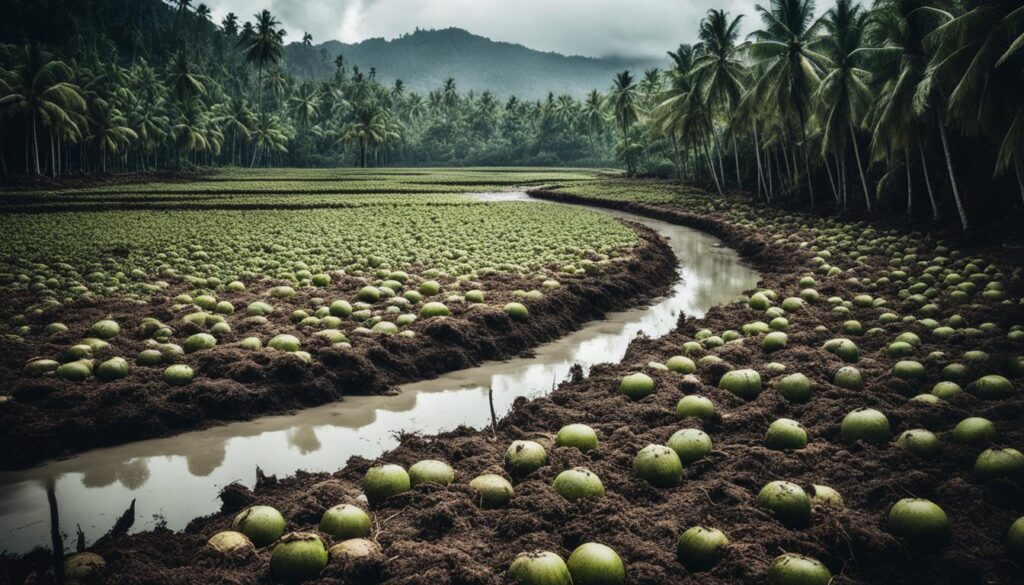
[{"left": 1, "top": 0, "right": 1023, "bottom": 229}]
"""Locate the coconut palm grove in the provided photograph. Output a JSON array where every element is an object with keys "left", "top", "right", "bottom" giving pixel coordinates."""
[{"left": 1, "top": 0, "right": 1024, "bottom": 584}]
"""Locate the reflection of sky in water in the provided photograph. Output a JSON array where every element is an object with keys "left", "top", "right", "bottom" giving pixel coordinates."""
[{"left": 0, "top": 195, "right": 760, "bottom": 554}]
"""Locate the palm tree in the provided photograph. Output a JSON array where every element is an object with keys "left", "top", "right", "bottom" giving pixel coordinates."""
[
  {"left": 242, "top": 10, "right": 283, "bottom": 114},
  {"left": 691, "top": 9, "right": 747, "bottom": 187},
  {"left": 302, "top": 32, "right": 313, "bottom": 46},
  {"left": 87, "top": 97, "right": 137, "bottom": 173},
  {"left": 342, "top": 101, "right": 388, "bottom": 167},
  {"left": 580, "top": 90, "right": 606, "bottom": 155},
  {"left": 213, "top": 98, "right": 252, "bottom": 165},
  {"left": 812, "top": 0, "right": 874, "bottom": 210},
  {"left": 924, "top": 0, "right": 1024, "bottom": 209},
  {"left": 166, "top": 51, "right": 207, "bottom": 102},
  {"left": 609, "top": 71, "right": 640, "bottom": 175},
  {"left": 861, "top": 0, "right": 962, "bottom": 226},
  {"left": 748, "top": 0, "right": 829, "bottom": 206},
  {"left": 0, "top": 44, "right": 85, "bottom": 175}
]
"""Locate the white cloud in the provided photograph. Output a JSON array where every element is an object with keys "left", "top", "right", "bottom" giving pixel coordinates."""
[{"left": 206, "top": 0, "right": 834, "bottom": 58}]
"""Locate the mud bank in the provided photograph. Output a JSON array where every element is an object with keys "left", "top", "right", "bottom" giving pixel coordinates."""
[
  {"left": 0, "top": 224, "right": 677, "bottom": 470},
  {"left": 4, "top": 189, "right": 1023, "bottom": 585}
]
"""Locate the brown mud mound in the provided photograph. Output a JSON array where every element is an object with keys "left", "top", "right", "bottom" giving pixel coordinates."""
[
  {"left": 4, "top": 192, "right": 1023, "bottom": 585},
  {"left": 0, "top": 224, "right": 676, "bottom": 469}
]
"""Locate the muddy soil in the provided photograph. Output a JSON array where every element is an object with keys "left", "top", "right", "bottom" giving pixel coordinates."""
[
  {"left": 0, "top": 224, "right": 677, "bottom": 470},
  {"left": 4, "top": 191, "right": 1024, "bottom": 585}
]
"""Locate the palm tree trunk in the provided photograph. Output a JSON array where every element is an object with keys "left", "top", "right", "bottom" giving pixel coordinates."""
[
  {"left": 905, "top": 149, "right": 913, "bottom": 216},
  {"left": 700, "top": 132, "right": 722, "bottom": 195},
  {"left": 710, "top": 120, "right": 727, "bottom": 188},
  {"left": 669, "top": 133, "right": 682, "bottom": 181},
  {"left": 1016, "top": 160, "right": 1024, "bottom": 206},
  {"left": 798, "top": 114, "right": 815, "bottom": 208},
  {"left": 732, "top": 132, "right": 742, "bottom": 189},
  {"left": 934, "top": 109, "right": 968, "bottom": 230},
  {"left": 752, "top": 128, "right": 765, "bottom": 201},
  {"left": 824, "top": 154, "right": 839, "bottom": 203},
  {"left": 848, "top": 119, "right": 871, "bottom": 212},
  {"left": 32, "top": 113, "right": 42, "bottom": 176}
]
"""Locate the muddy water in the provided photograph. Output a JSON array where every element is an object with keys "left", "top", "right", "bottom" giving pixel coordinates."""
[{"left": 0, "top": 194, "right": 760, "bottom": 554}]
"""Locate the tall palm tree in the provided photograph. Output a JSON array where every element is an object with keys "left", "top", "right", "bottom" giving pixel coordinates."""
[
  {"left": 0, "top": 44, "right": 85, "bottom": 175},
  {"left": 343, "top": 101, "right": 388, "bottom": 167},
  {"left": 749, "top": 0, "right": 829, "bottom": 206},
  {"left": 692, "top": 9, "right": 747, "bottom": 188},
  {"left": 813, "top": 0, "right": 875, "bottom": 211},
  {"left": 580, "top": 90, "right": 606, "bottom": 155},
  {"left": 87, "top": 97, "right": 137, "bottom": 173},
  {"left": 609, "top": 71, "right": 640, "bottom": 175},
  {"left": 242, "top": 10, "right": 283, "bottom": 114}
]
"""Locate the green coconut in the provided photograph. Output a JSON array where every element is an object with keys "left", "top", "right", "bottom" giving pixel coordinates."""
[
  {"left": 767, "top": 554, "right": 832, "bottom": 585},
  {"left": 329, "top": 300, "right": 352, "bottom": 318},
  {"left": 762, "top": 331, "right": 788, "bottom": 352},
  {"left": 465, "top": 289, "right": 485, "bottom": 303},
  {"left": 505, "top": 440, "right": 549, "bottom": 477},
  {"left": 676, "top": 395, "right": 715, "bottom": 419},
  {"left": 832, "top": 366, "right": 864, "bottom": 390},
  {"left": 1007, "top": 517, "right": 1024, "bottom": 560},
  {"left": 64, "top": 552, "right": 106, "bottom": 582},
  {"left": 269, "top": 334, "right": 301, "bottom": 352},
  {"left": 619, "top": 373, "right": 655, "bottom": 400},
  {"left": 931, "top": 381, "right": 962, "bottom": 400},
  {"left": 757, "top": 481, "right": 811, "bottom": 528},
  {"left": 555, "top": 424, "right": 599, "bottom": 452},
  {"left": 89, "top": 319, "right": 120, "bottom": 339},
  {"left": 893, "top": 360, "right": 927, "bottom": 380},
  {"left": 232, "top": 505, "right": 286, "bottom": 547},
  {"left": 184, "top": 333, "right": 217, "bottom": 353},
  {"left": 775, "top": 373, "right": 812, "bottom": 403},
  {"left": 420, "top": 301, "right": 451, "bottom": 318},
  {"left": 319, "top": 504, "right": 371, "bottom": 540},
  {"left": 362, "top": 464, "right": 411, "bottom": 505},
  {"left": 633, "top": 444, "right": 683, "bottom": 488},
  {"left": 841, "top": 408, "right": 890, "bottom": 444},
  {"left": 24, "top": 358, "right": 59, "bottom": 377},
  {"left": 896, "top": 429, "right": 940, "bottom": 458},
  {"left": 667, "top": 428, "right": 713, "bottom": 464},
  {"left": 968, "top": 375, "right": 1015, "bottom": 400},
  {"left": 553, "top": 467, "right": 605, "bottom": 502},
  {"left": 810, "top": 484, "right": 844, "bottom": 508},
  {"left": 824, "top": 338, "right": 860, "bottom": 363},
  {"left": 504, "top": 302, "right": 530, "bottom": 321},
  {"left": 766, "top": 418, "right": 808, "bottom": 450},
  {"left": 676, "top": 526, "right": 728, "bottom": 572},
  {"left": 328, "top": 538, "right": 381, "bottom": 562},
  {"left": 356, "top": 286, "right": 381, "bottom": 303},
  {"left": 665, "top": 355, "right": 697, "bottom": 374},
  {"left": 269, "top": 532, "right": 328, "bottom": 583},
  {"left": 719, "top": 369, "right": 762, "bottom": 400},
  {"left": 508, "top": 551, "right": 572, "bottom": 585},
  {"left": 974, "top": 448, "right": 1024, "bottom": 481},
  {"left": 162, "top": 364, "right": 194, "bottom": 387},
  {"left": 951, "top": 417, "right": 997, "bottom": 444},
  {"left": 887, "top": 498, "right": 950, "bottom": 549},
  {"left": 566, "top": 542, "right": 626, "bottom": 585},
  {"left": 207, "top": 530, "right": 254, "bottom": 555},
  {"left": 408, "top": 459, "right": 456, "bottom": 487},
  {"left": 96, "top": 357, "right": 129, "bottom": 382},
  {"left": 57, "top": 361, "right": 92, "bottom": 382},
  {"left": 418, "top": 280, "right": 442, "bottom": 296},
  {"left": 469, "top": 474, "right": 515, "bottom": 508},
  {"left": 371, "top": 321, "right": 399, "bottom": 335}
]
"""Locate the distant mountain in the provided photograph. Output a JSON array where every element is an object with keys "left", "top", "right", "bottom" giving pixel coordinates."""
[{"left": 284, "top": 28, "right": 666, "bottom": 99}]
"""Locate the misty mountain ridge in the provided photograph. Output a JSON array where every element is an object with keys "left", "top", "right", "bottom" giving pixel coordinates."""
[{"left": 284, "top": 27, "right": 666, "bottom": 99}]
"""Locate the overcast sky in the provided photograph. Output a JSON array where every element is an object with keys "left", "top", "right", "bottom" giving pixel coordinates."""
[{"left": 205, "top": 0, "right": 835, "bottom": 58}]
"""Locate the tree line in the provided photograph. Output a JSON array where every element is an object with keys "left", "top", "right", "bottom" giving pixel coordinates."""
[
  {"left": 618, "top": 0, "right": 1023, "bottom": 230},
  {"left": 1, "top": 0, "right": 1022, "bottom": 230},
  {"left": 0, "top": 0, "right": 617, "bottom": 177}
]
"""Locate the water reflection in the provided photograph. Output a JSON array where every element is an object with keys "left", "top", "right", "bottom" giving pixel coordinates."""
[{"left": 0, "top": 195, "right": 760, "bottom": 554}]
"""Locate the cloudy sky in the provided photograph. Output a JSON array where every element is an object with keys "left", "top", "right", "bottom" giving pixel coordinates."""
[{"left": 205, "top": 0, "right": 835, "bottom": 58}]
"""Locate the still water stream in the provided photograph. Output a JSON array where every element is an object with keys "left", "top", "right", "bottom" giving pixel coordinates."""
[{"left": 0, "top": 193, "right": 760, "bottom": 554}]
